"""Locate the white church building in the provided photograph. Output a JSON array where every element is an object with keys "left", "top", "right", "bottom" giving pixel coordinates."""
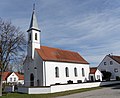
[{"left": 24, "top": 8, "right": 90, "bottom": 87}]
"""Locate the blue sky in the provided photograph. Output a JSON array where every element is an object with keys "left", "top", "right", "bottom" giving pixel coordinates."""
[{"left": 1, "top": 0, "right": 120, "bottom": 66}]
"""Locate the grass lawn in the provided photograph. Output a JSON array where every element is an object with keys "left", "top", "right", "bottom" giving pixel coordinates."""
[{"left": 1, "top": 87, "right": 102, "bottom": 98}]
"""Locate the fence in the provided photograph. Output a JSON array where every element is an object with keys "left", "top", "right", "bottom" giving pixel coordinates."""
[{"left": 16, "top": 81, "right": 120, "bottom": 94}]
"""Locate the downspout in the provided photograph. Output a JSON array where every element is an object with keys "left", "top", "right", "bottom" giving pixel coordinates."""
[{"left": 43, "top": 61, "right": 46, "bottom": 86}]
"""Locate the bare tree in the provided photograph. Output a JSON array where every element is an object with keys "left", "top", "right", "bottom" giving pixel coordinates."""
[{"left": 0, "top": 18, "right": 26, "bottom": 96}]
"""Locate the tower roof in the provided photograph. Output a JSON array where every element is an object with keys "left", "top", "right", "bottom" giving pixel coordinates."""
[{"left": 27, "top": 7, "right": 41, "bottom": 32}]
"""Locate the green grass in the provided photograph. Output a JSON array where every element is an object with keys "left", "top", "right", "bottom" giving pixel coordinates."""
[{"left": 1, "top": 87, "right": 102, "bottom": 98}]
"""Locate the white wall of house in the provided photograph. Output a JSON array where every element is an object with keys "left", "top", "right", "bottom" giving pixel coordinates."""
[
  {"left": 98, "top": 55, "right": 120, "bottom": 79},
  {"left": 45, "top": 61, "right": 90, "bottom": 86},
  {"left": 90, "top": 69, "right": 102, "bottom": 81},
  {"left": 95, "top": 69, "right": 102, "bottom": 81},
  {"left": 7, "top": 72, "right": 19, "bottom": 83}
]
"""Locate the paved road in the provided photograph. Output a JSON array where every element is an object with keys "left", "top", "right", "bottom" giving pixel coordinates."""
[{"left": 55, "top": 85, "right": 120, "bottom": 98}]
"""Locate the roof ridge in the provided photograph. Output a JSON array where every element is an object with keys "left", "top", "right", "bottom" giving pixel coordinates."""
[
  {"left": 36, "top": 45, "right": 89, "bottom": 64},
  {"left": 40, "top": 45, "right": 78, "bottom": 53}
]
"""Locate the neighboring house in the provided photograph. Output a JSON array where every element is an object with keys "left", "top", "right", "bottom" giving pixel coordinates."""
[
  {"left": 89, "top": 67, "right": 102, "bottom": 82},
  {"left": 1, "top": 72, "right": 24, "bottom": 85},
  {"left": 98, "top": 54, "right": 120, "bottom": 80},
  {"left": 24, "top": 9, "right": 90, "bottom": 87}
]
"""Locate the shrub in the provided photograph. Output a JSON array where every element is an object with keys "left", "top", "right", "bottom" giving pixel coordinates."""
[
  {"left": 77, "top": 80, "right": 82, "bottom": 83},
  {"left": 101, "top": 71, "right": 111, "bottom": 81},
  {"left": 67, "top": 80, "right": 73, "bottom": 84},
  {"left": 95, "top": 79, "right": 100, "bottom": 82},
  {"left": 116, "top": 76, "right": 120, "bottom": 80},
  {"left": 55, "top": 83, "right": 60, "bottom": 85}
]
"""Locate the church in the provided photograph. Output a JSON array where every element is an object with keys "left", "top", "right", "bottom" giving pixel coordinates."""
[{"left": 24, "top": 8, "right": 90, "bottom": 87}]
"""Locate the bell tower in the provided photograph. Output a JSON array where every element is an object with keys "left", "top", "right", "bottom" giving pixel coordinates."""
[{"left": 27, "top": 4, "right": 41, "bottom": 59}]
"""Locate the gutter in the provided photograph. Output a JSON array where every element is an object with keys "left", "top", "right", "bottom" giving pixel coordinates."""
[{"left": 43, "top": 61, "right": 46, "bottom": 86}]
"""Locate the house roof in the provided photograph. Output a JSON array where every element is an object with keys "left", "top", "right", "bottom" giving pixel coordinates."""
[
  {"left": 0, "top": 72, "right": 24, "bottom": 81},
  {"left": 36, "top": 46, "right": 89, "bottom": 64},
  {"left": 14, "top": 72, "right": 24, "bottom": 80},
  {"left": 0, "top": 72, "right": 11, "bottom": 81},
  {"left": 90, "top": 67, "right": 97, "bottom": 74},
  {"left": 108, "top": 55, "right": 120, "bottom": 64}
]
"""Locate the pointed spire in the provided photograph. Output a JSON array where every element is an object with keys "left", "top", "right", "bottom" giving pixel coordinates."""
[{"left": 27, "top": 4, "right": 41, "bottom": 32}]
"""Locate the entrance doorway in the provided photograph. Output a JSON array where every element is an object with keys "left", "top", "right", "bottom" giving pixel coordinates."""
[{"left": 91, "top": 76, "right": 94, "bottom": 82}]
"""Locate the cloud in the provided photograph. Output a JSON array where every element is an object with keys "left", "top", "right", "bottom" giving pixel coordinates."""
[
  {"left": 40, "top": 3, "right": 120, "bottom": 66},
  {"left": 1, "top": 0, "right": 120, "bottom": 67}
]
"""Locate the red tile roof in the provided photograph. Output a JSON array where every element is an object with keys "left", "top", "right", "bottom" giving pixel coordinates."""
[
  {"left": 0, "top": 72, "right": 11, "bottom": 81},
  {"left": 15, "top": 72, "right": 24, "bottom": 80},
  {"left": 90, "top": 67, "right": 97, "bottom": 74},
  {"left": 108, "top": 55, "right": 120, "bottom": 64},
  {"left": 0, "top": 72, "right": 24, "bottom": 81},
  {"left": 36, "top": 46, "right": 89, "bottom": 64}
]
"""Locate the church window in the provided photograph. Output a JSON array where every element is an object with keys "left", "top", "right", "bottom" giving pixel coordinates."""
[
  {"left": 82, "top": 68, "right": 85, "bottom": 77},
  {"left": 74, "top": 67, "right": 77, "bottom": 77},
  {"left": 35, "top": 33, "right": 37, "bottom": 40},
  {"left": 55, "top": 67, "right": 59, "bottom": 77},
  {"left": 65, "top": 67, "right": 69, "bottom": 77}
]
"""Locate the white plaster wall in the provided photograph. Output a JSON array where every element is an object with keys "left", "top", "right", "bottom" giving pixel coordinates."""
[
  {"left": 51, "top": 81, "right": 120, "bottom": 93},
  {"left": 29, "top": 87, "right": 51, "bottom": 94},
  {"left": 98, "top": 55, "right": 120, "bottom": 79},
  {"left": 31, "top": 30, "right": 40, "bottom": 59},
  {"left": 95, "top": 69, "right": 102, "bottom": 81},
  {"left": 51, "top": 82, "right": 101, "bottom": 93},
  {"left": 7, "top": 73, "right": 19, "bottom": 83},
  {"left": 17, "top": 81, "right": 120, "bottom": 94},
  {"left": 45, "top": 61, "right": 90, "bottom": 86}
]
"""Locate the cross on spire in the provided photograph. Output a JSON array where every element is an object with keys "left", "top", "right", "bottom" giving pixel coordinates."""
[{"left": 33, "top": 3, "right": 35, "bottom": 11}]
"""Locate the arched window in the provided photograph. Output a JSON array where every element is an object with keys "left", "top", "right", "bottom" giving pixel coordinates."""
[
  {"left": 55, "top": 67, "right": 59, "bottom": 77},
  {"left": 37, "top": 79, "right": 40, "bottom": 86},
  {"left": 35, "top": 33, "right": 37, "bottom": 40},
  {"left": 65, "top": 67, "right": 69, "bottom": 77},
  {"left": 30, "top": 73, "right": 34, "bottom": 86},
  {"left": 74, "top": 67, "right": 77, "bottom": 77},
  {"left": 82, "top": 68, "right": 85, "bottom": 77}
]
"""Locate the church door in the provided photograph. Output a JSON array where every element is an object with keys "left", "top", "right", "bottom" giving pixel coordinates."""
[{"left": 30, "top": 73, "right": 34, "bottom": 86}]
